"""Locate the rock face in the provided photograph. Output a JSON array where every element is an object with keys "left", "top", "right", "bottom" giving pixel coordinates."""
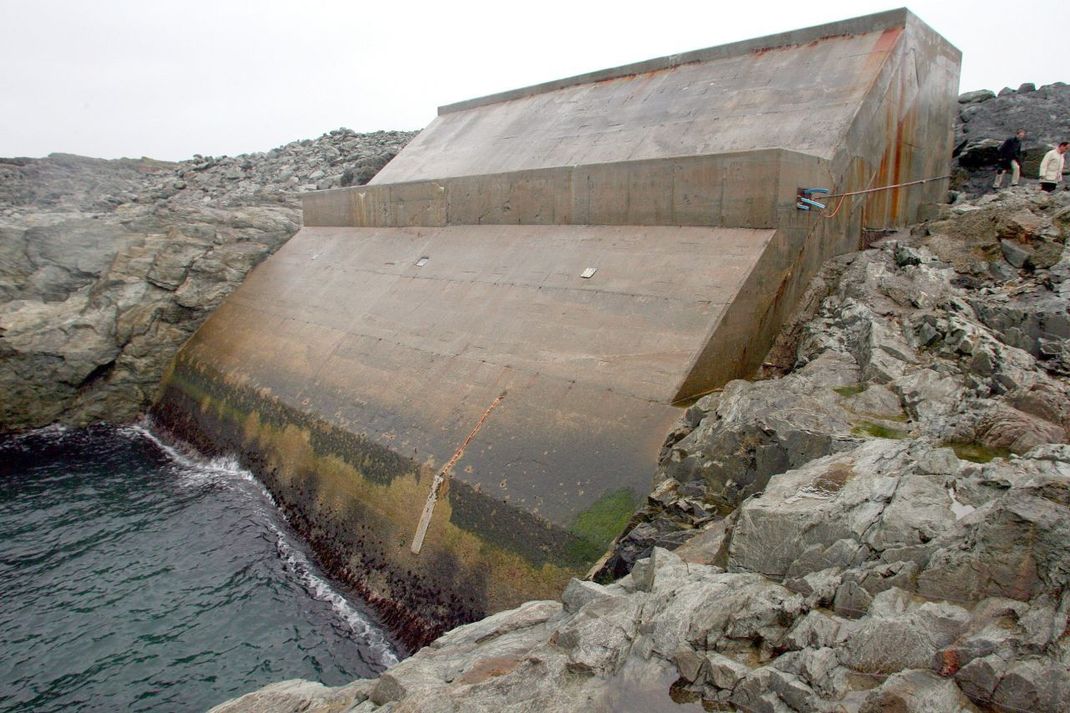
[
  {"left": 0, "top": 129, "right": 415, "bottom": 432},
  {"left": 211, "top": 174, "right": 1070, "bottom": 710},
  {"left": 952, "top": 82, "right": 1070, "bottom": 195},
  {"left": 599, "top": 187, "right": 1070, "bottom": 580}
]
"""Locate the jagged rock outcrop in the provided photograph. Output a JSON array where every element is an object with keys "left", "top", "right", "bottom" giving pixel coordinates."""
[
  {"left": 213, "top": 445, "right": 1070, "bottom": 712},
  {"left": 0, "top": 129, "right": 415, "bottom": 432},
  {"left": 952, "top": 82, "right": 1070, "bottom": 194},
  {"left": 599, "top": 186, "right": 1070, "bottom": 579},
  {"left": 210, "top": 177, "right": 1070, "bottom": 712}
]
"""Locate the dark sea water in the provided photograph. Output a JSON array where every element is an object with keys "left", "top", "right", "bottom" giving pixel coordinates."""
[{"left": 0, "top": 422, "right": 399, "bottom": 713}]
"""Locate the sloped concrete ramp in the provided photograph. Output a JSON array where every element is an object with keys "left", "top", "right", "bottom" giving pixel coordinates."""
[{"left": 155, "top": 9, "right": 960, "bottom": 647}]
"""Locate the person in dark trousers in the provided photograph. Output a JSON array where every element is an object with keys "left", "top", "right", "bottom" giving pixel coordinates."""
[
  {"left": 1038, "top": 142, "right": 1068, "bottom": 192},
  {"left": 994, "top": 129, "right": 1026, "bottom": 188}
]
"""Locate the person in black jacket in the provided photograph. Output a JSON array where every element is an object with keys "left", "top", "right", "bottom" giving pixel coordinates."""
[{"left": 994, "top": 129, "right": 1026, "bottom": 188}]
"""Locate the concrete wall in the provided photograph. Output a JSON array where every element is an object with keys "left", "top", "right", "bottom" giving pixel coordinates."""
[
  {"left": 154, "top": 9, "right": 960, "bottom": 648},
  {"left": 303, "top": 150, "right": 828, "bottom": 230}
]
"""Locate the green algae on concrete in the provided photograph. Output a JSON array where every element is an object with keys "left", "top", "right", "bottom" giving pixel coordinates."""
[
  {"left": 571, "top": 488, "right": 640, "bottom": 545},
  {"left": 567, "top": 488, "right": 641, "bottom": 564},
  {"left": 154, "top": 355, "right": 581, "bottom": 649}
]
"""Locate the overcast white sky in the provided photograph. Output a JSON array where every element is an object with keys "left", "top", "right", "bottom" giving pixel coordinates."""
[{"left": 0, "top": 0, "right": 1063, "bottom": 161}]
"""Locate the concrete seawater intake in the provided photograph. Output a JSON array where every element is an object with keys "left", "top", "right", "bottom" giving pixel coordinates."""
[{"left": 153, "top": 8, "right": 960, "bottom": 648}]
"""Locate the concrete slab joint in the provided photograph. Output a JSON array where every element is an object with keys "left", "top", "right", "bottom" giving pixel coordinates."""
[{"left": 154, "top": 7, "right": 960, "bottom": 648}]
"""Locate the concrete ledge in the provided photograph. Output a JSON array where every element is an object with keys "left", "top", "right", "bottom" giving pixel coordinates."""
[{"left": 304, "top": 150, "right": 830, "bottom": 229}]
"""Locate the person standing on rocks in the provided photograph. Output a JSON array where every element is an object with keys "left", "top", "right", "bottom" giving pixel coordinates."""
[
  {"left": 993, "top": 129, "right": 1026, "bottom": 188},
  {"left": 1038, "top": 141, "right": 1068, "bottom": 192}
]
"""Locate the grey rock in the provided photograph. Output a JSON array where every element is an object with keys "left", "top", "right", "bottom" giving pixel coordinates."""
[
  {"left": 0, "top": 129, "right": 416, "bottom": 432},
  {"left": 782, "top": 610, "right": 844, "bottom": 650},
  {"left": 673, "top": 646, "right": 707, "bottom": 683},
  {"left": 560, "top": 578, "right": 616, "bottom": 613},
  {"left": 959, "top": 89, "right": 996, "bottom": 104},
  {"left": 955, "top": 653, "right": 1005, "bottom": 704},
  {"left": 1001, "top": 238, "right": 1032, "bottom": 268},
  {"left": 730, "top": 669, "right": 793, "bottom": 713},
  {"left": 840, "top": 615, "right": 945, "bottom": 674},
  {"left": 775, "top": 647, "right": 850, "bottom": 701},
  {"left": 673, "top": 514, "right": 732, "bottom": 566},
  {"left": 833, "top": 580, "right": 873, "bottom": 618},
  {"left": 207, "top": 678, "right": 374, "bottom": 713},
  {"left": 628, "top": 550, "right": 657, "bottom": 592},
  {"left": 1030, "top": 241, "right": 1064, "bottom": 270},
  {"left": 728, "top": 440, "right": 959, "bottom": 580},
  {"left": 954, "top": 83, "right": 1070, "bottom": 194},
  {"left": 989, "top": 259, "right": 1017, "bottom": 281},
  {"left": 767, "top": 668, "right": 821, "bottom": 713},
  {"left": 860, "top": 670, "right": 981, "bottom": 712},
  {"left": 654, "top": 352, "right": 861, "bottom": 511},
  {"left": 991, "top": 658, "right": 1070, "bottom": 713},
  {"left": 917, "top": 464, "right": 1070, "bottom": 603},
  {"left": 704, "top": 651, "right": 752, "bottom": 690}
]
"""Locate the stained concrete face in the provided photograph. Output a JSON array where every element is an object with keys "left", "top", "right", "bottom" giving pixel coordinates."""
[
  {"left": 155, "top": 9, "right": 960, "bottom": 646},
  {"left": 375, "top": 30, "right": 896, "bottom": 183}
]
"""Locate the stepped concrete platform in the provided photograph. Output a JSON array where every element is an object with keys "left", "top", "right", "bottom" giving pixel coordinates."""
[{"left": 155, "top": 8, "right": 960, "bottom": 648}]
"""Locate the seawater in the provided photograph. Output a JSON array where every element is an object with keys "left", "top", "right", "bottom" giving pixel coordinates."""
[{"left": 0, "top": 422, "right": 399, "bottom": 712}]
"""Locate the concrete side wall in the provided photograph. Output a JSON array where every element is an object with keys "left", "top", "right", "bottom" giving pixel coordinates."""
[
  {"left": 303, "top": 150, "right": 829, "bottom": 230},
  {"left": 676, "top": 14, "right": 959, "bottom": 400},
  {"left": 678, "top": 16, "right": 959, "bottom": 399},
  {"left": 852, "top": 12, "right": 960, "bottom": 227}
]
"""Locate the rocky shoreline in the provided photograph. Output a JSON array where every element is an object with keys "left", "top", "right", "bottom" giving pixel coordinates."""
[
  {"left": 2, "top": 85, "right": 1069, "bottom": 712},
  {"left": 0, "top": 129, "right": 415, "bottom": 433}
]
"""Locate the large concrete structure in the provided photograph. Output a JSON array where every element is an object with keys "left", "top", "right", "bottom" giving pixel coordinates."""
[{"left": 155, "top": 9, "right": 960, "bottom": 648}]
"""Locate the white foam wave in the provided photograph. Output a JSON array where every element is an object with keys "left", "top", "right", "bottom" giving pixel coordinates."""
[
  {"left": 0, "top": 422, "right": 70, "bottom": 448},
  {"left": 124, "top": 418, "right": 399, "bottom": 667},
  {"left": 121, "top": 420, "right": 277, "bottom": 504},
  {"left": 272, "top": 524, "right": 399, "bottom": 667}
]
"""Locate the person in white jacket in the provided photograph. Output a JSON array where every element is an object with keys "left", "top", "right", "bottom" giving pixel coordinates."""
[{"left": 1038, "top": 142, "right": 1068, "bottom": 192}]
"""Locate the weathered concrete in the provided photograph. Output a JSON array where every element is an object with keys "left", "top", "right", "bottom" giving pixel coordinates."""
[
  {"left": 303, "top": 150, "right": 826, "bottom": 229},
  {"left": 154, "top": 9, "right": 960, "bottom": 647}
]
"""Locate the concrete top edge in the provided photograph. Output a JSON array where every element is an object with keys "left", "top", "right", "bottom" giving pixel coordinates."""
[
  {"left": 301, "top": 147, "right": 828, "bottom": 200},
  {"left": 438, "top": 8, "right": 914, "bottom": 116}
]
